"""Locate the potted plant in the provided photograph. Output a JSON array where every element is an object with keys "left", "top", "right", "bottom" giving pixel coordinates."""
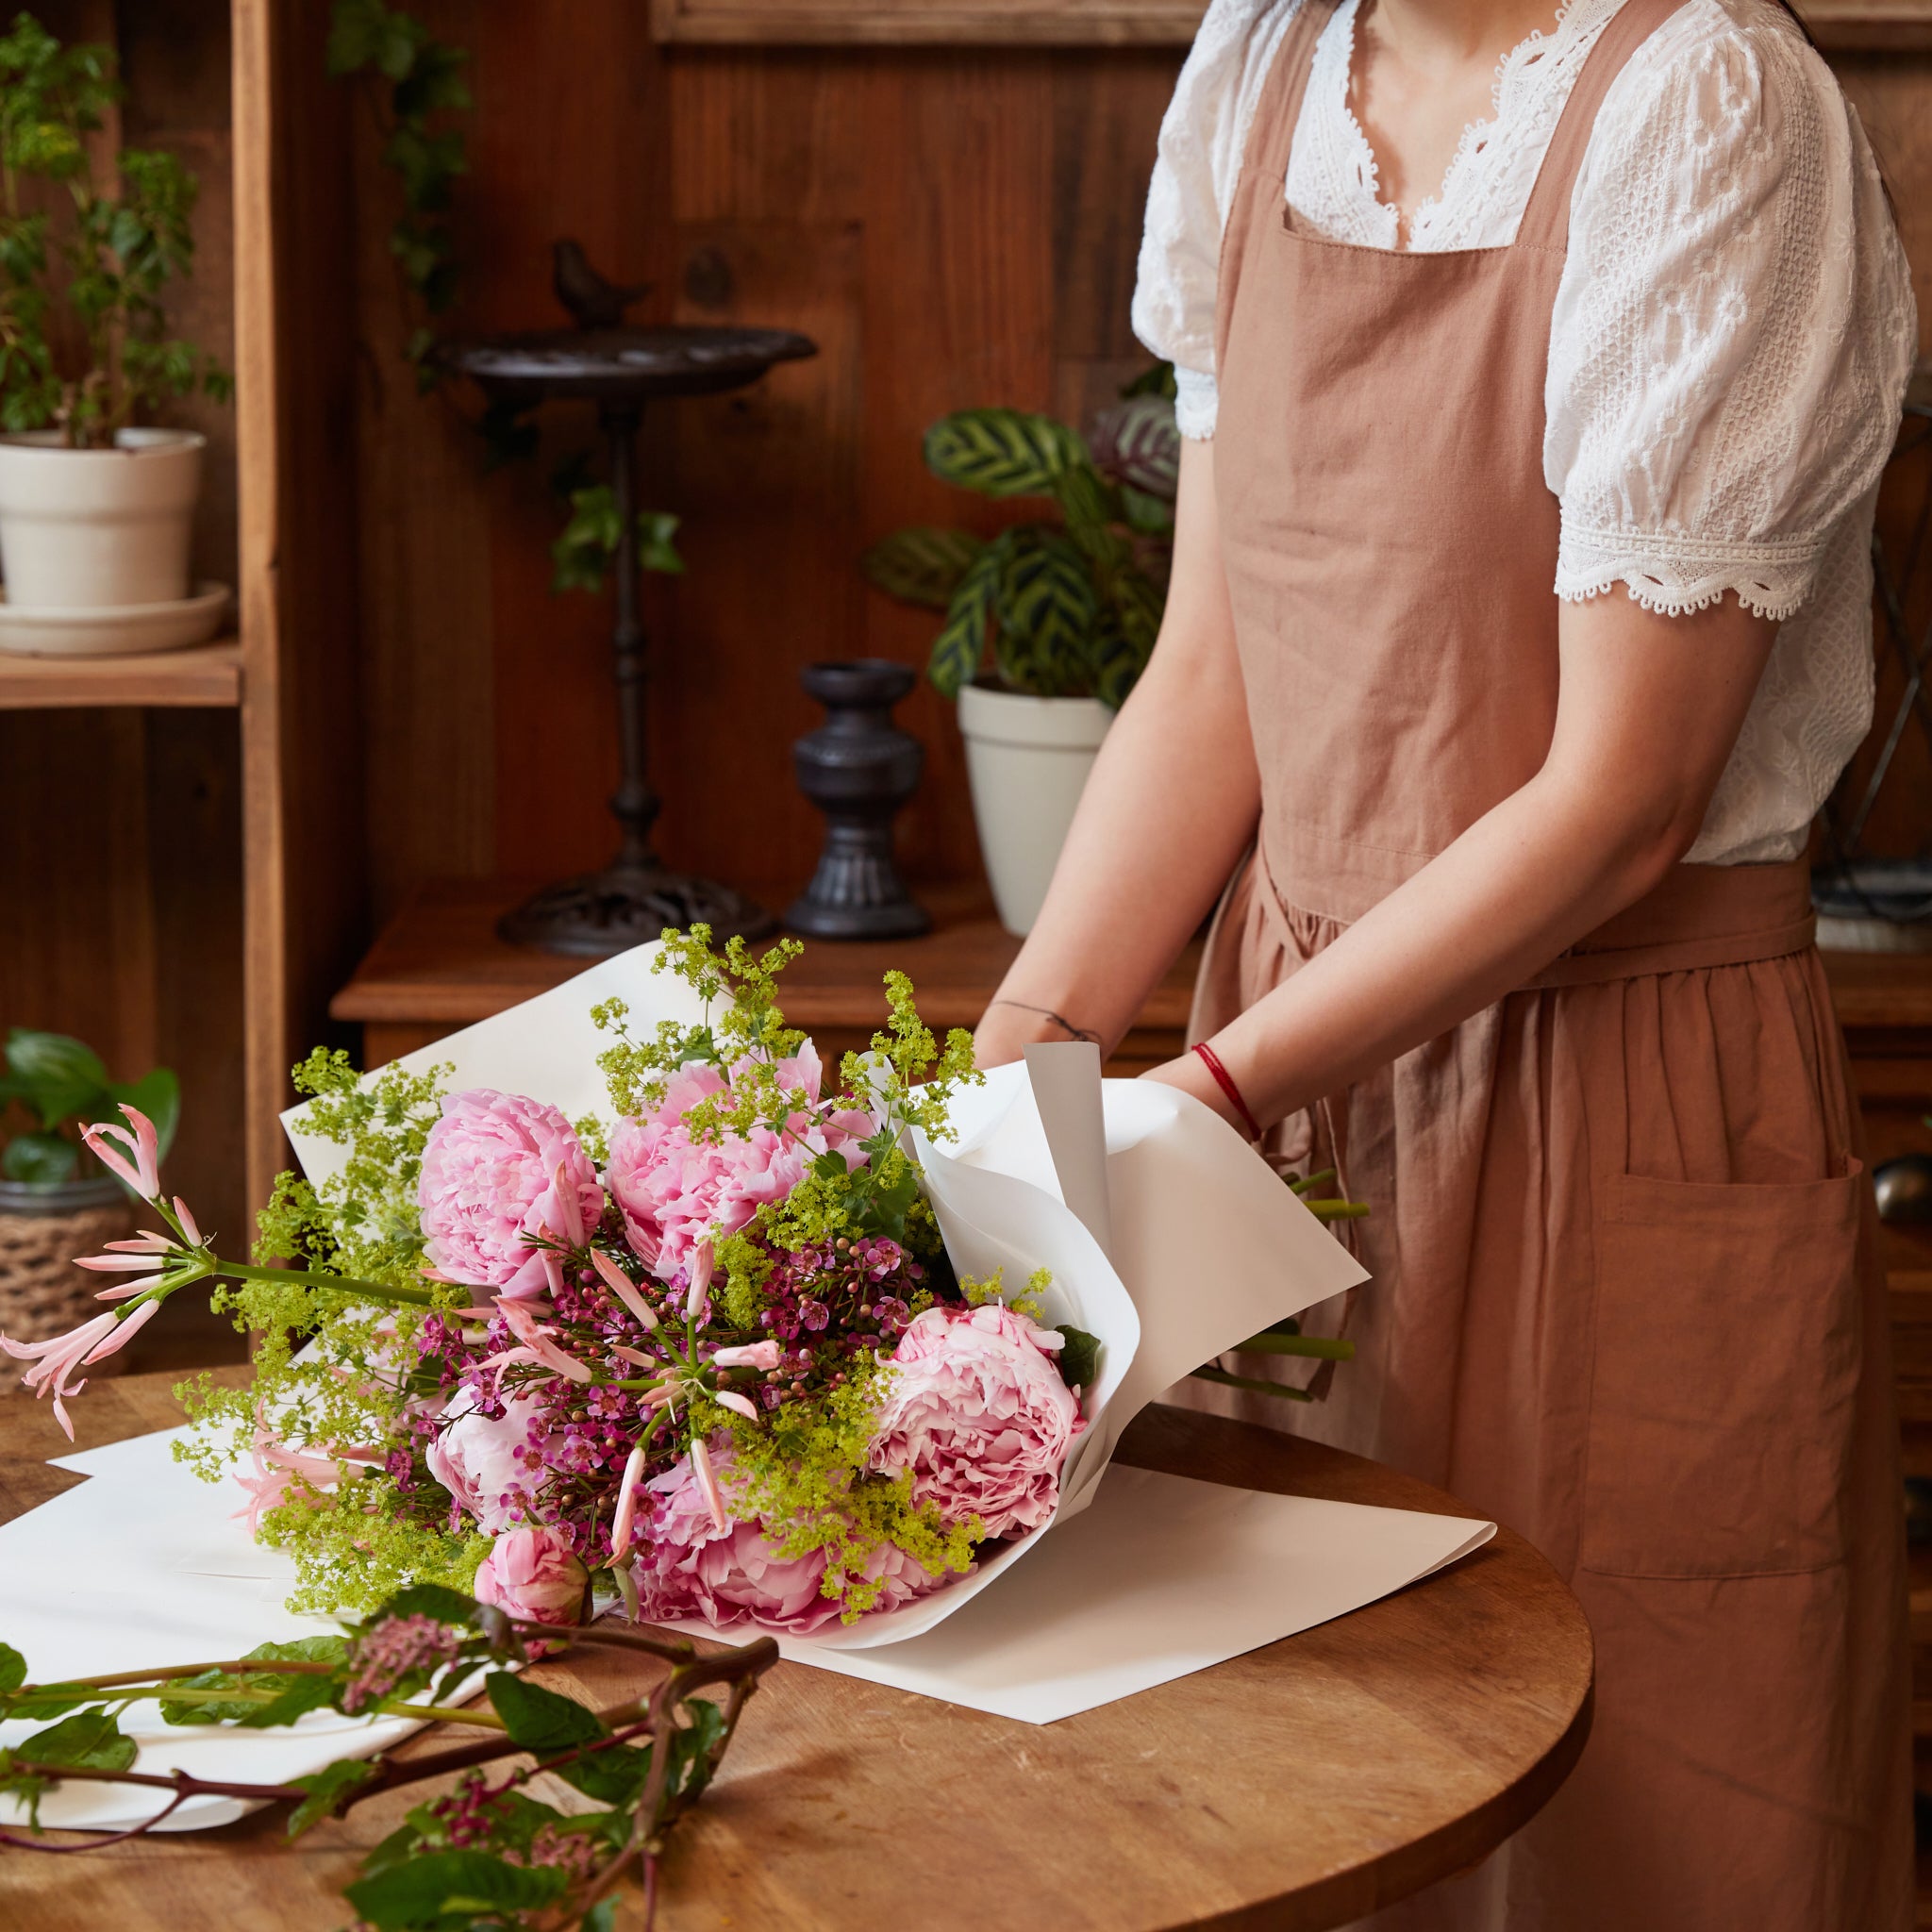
[
  {"left": 0, "top": 14, "right": 230, "bottom": 629},
  {"left": 863, "top": 370, "right": 1179, "bottom": 934},
  {"left": 0, "top": 1027, "right": 178, "bottom": 1352}
]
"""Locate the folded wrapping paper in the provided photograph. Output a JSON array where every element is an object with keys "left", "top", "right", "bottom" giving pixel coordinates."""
[{"left": 0, "top": 941, "right": 1496, "bottom": 1828}]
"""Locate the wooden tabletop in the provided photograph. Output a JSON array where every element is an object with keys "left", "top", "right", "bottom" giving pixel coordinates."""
[
  {"left": 330, "top": 876, "right": 1202, "bottom": 1037},
  {"left": 2, "top": 1373, "right": 1592, "bottom": 1932}
]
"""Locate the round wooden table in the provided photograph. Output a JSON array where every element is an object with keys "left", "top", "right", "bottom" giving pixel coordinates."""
[{"left": 0, "top": 1374, "right": 1593, "bottom": 1931}]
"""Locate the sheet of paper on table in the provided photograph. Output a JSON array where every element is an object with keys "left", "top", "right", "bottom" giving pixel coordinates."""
[{"left": 0, "top": 943, "right": 1494, "bottom": 1831}]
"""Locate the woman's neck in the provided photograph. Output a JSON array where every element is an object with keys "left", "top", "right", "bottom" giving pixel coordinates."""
[{"left": 1365, "top": 0, "right": 1565, "bottom": 64}]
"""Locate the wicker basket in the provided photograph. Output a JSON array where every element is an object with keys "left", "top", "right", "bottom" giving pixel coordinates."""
[{"left": 0, "top": 1175, "right": 135, "bottom": 1371}]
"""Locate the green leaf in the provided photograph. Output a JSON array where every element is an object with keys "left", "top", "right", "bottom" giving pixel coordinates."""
[
  {"left": 667, "top": 1696, "right": 728, "bottom": 1800},
  {"left": 375, "top": 1583, "right": 478, "bottom": 1626},
  {"left": 1120, "top": 358, "right": 1177, "bottom": 402},
  {"left": 486, "top": 1673, "right": 605, "bottom": 1755},
  {"left": 580, "top": 1899, "right": 620, "bottom": 1932},
  {"left": 108, "top": 1067, "right": 179, "bottom": 1159},
  {"left": 161, "top": 1638, "right": 349, "bottom": 1726},
  {"left": 860, "top": 526, "right": 984, "bottom": 610},
  {"left": 927, "top": 538, "right": 1004, "bottom": 699},
  {"left": 994, "top": 529, "right": 1096, "bottom": 698},
  {"left": 5, "top": 1028, "right": 109, "bottom": 1128},
  {"left": 6, "top": 1681, "right": 97, "bottom": 1722},
  {"left": 288, "top": 1756, "right": 380, "bottom": 1837},
  {"left": 19, "top": 1709, "right": 136, "bottom": 1775},
  {"left": 636, "top": 508, "right": 684, "bottom": 576},
  {"left": 2, "top": 1131, "right": 78, "bottom": 1185},
  {"left": 553, "top": 1740, "right": 650, "bottom": 1807},
  {"left": 242, "top": 1673, "right": 341, "bottom": 1729},
  {"left": 343, "top": 1849, "right": 569, "bottom": 1930},
  {"left": 1056, "top": 1324, "right": 1101, "bottom": 1392},
  {"left": 924, "top": 408, "right": 1084, "bottom": 499},
  {"left": 0, "top": 1646, "right": 23, "bottom": 1696}
]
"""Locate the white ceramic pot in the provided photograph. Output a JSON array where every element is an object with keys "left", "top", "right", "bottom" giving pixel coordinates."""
[
  {"left": 958, "top": 682, "right": 1112, "bottom": 937},
  {"left": 0, "top": 427, "right": 205, "bottom": 609}
]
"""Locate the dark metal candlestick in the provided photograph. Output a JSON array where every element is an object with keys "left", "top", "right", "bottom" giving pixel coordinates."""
[
  {"left": 786, "top": 659, "right": 931, "bottom": 941},
  {"left": 444, "top": 324, "right": 817, "bottom": 956}
]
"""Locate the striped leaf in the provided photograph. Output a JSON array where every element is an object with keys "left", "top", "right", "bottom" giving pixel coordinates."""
[
  {"left": 861, "top": 525, "right": 985, "bottom": 611},
  {"left": 1089, "top": 393, "right": 1181, "bottom": 500},
  {"left": 927, "top": 539, "right": 1005, "bottom": 698},
  {"left": 995, "top": 528, "right": 1097, "bottom": 698},
  {"left": 924, "top": 408, "right": 1085, "bottom": 500}
]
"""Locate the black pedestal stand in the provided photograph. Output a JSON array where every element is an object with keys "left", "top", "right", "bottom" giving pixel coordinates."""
[{"left": 443, "top": 325, "right": 817, "bottom": 957}]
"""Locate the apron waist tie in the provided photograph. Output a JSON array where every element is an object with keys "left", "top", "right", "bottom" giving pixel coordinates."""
[{"left": 1250, "top": 843, "right": 1816, "bottom": 991}]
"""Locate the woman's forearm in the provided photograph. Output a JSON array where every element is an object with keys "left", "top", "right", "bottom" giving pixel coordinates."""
[
  {"left": 1168, "top": 589, "right": 1780, "bottom": 1129},
  {"left": 981, "top": 440, "right": 1259, "bottom": 1060}
]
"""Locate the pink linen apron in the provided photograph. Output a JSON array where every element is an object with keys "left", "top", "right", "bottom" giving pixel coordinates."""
[{"left": 1191, "top": 2, "right": 1912, "bottom": 1925}]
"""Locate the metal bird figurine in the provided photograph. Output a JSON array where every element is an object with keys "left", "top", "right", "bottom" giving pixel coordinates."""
[{"left": 552, "top": 238, "right": 653, "bottom": 331}]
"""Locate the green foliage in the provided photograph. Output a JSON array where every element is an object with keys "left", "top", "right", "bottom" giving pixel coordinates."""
[
  {"left": 0, "top": 12, "right": 229, "bottom": 443},
  {"left": 551, "top": 483, "right": 685, "bottom": 595},
  {"left": 1058, "top": 1324, "right": 1101, "bottom": 1391},
  {"left": 0, "top": 1027, "right": 179, "bottom": 1186},
  {"left": 487, "top": 1674, "right": 606, "bottom": 1755},
  {"left": 288, "top": 1757, "right": 381, "bottom": 1837},
  {"left": 343, "top": 1848, "right": 571, "bottom": 1930},
  {"left": 327, "top": 0, "right": 470, "bottom": 368},
  {"left": 861, "top": 364, "right": 1180, "bottom": 708}
]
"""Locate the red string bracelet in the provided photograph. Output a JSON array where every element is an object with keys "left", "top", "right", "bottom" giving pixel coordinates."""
[{"left": 1191, "top": 1041, "right": 1262, "bottom": 1141}]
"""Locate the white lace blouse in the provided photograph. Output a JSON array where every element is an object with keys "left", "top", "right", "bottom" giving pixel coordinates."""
[{"left": 1133, "top": 0, "right": 1917, "bottom": 864}]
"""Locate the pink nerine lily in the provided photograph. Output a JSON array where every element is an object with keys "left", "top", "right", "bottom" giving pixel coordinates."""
[
  {"left": 691, "top": 1436, "right": 729, "bottom": 1535},
  {"left": 1, "top": 1312, "right": 119, "bottom": 1440},
  {"left": 495, "top": 1299, "right": 594, "bottom": 1385},
  {"left": 591, "top": 1248, "right": 658, "bottom": 1332},
  {"left": 713, "top": 1390, "right": 759, "bottom": 1422},
  {"left": 609, "top": 1438, "right": 650, "bottom": 1558},
  {"left": 686, "top": 1241, "right": 715, "bottom": 1321},
  {"left": 81, "top": 1106, "right": 161, "bottom": 1200},
  {"left": 711, "top": 1341, "right": 781, "bottom": 1372}
]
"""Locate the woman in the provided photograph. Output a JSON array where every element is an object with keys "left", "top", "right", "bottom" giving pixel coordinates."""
[{"left": 975, "top": 1, "right": 1916, "bottom": 1925}]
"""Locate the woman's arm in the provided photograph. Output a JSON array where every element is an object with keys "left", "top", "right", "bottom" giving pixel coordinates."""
[
  {"left": 975, "top": 438, "right": 1261, "bottom": 1066},
  {"left": 1150, "top": 588, "right": 1780, "bottom": 1127}
]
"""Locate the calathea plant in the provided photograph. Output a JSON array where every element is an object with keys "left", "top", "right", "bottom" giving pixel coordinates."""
[
  {"left": 0, "top": 1029, "right": 177, "bottom": 1187},
  {"left": 0, "top": 12, "right": 230, "bottom": 443},
  {"left": 862, "top": 368, "right": 1180, "bottom": 709}
]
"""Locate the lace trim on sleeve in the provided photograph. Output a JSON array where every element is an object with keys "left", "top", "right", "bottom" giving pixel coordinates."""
[
  {"left": 1555, "top": 521, "right": 1821, "bottom": 622},
  {"left": 1174, "top": 367, "right": 1221, "bottom": 441}
]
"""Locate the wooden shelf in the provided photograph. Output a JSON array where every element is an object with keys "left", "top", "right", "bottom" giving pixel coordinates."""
[
  {"left": 0, "top": 636, "right": 242, "bottom": 710},
  {"left": 332, "top": 875, "right": 1201, "bottom": 1074}
]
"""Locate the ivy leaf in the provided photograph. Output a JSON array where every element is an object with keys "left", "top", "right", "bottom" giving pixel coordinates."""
[
  {"left": 1055, "top": 1325, "right": 1102, "bottom": 1394},
  {"left": 343, "top": 1849, "right": 569, "bottom": 1930},
  {"left": 1, "top": 1131, "right": 78, "bottom": 1185},
  {"left": 5, "top": 1028, "right": 109, "bottom": 1129},
  {"left": 19, "top": 1708, "right": 136, "bottom": 1775},
  {"left": 923, "top": 408, "right": 1084, "bottom": 499},
  {"left": 287, "top": 1756, "right": 380, "bottom": 1838},
  {"left": 860, "top": 526, "right": 983, "bottom": 610},
  {"left": 926, "top": 538, "right": 1004, "bottom": 699},
  {"left": 486, "top": 1674, "right": 605, "bottom": 1756}
]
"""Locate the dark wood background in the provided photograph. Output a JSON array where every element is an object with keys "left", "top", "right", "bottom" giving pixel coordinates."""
[{"left": 0, "top": 2, "right": 1929, "bottom": 1351}]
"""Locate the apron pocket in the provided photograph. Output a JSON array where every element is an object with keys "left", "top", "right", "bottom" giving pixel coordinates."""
[{"left": 1579, "top": 1161, "right": 1864, "bottom": 1579}]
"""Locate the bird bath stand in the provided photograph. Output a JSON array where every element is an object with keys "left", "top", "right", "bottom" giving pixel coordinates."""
[{"left": 445, "top": 325, "right": 817, "bottom": 955}]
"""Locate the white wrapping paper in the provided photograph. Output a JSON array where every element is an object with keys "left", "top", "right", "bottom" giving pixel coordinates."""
[{"left": 0, "top": 941, "right": 1493, "bottom": 1829}]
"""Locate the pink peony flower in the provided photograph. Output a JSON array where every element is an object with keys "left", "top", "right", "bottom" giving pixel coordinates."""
[
  {"left": 604, "top": 1044, "right": 870, "bottom": 1283},
  {"left": 425, "top": 1385, "right": 550, "bottom": 1534},
  {"left": 473, "top": 1524, "right": 588, "bottom": 1627},
  {"left": 417, "top": 1091, "right": 603, "bottom": 1297},
  {"left": 868, "top": 1303, "right": 1085, "bottom": 1541},
  {"left": 630, "top": 1441, "right": 939, "bottom": 1635}
]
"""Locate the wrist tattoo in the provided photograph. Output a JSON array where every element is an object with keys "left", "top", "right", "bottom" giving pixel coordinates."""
[{"left": 987, "top": 998, "right": 1101, "bottom": 1047}]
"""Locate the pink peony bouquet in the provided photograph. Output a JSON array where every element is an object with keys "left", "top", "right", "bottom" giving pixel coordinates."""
[{"left": 2, "top": 929, "right": 1101, "bottom": 1638}]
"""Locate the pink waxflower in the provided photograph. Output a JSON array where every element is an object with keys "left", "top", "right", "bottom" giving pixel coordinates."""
[
  {"left": 425, "top": 1385, "right": 550, "bottom": 1534},
  {"left": 632, "top": 1442, "right": 940, "bottom": 1634},
  {"left": 604, "top": 1045, "right": 867, "bottom": 1283},
  {"left": 473, "top": 1524, "right": 589, "bottom": 1627},
  {"left": 417, "top": 1091, "right": 603, "bottom": 1298},
  {"left": 868, "top": 1303, "right": 1085, "bottom": 1541}
]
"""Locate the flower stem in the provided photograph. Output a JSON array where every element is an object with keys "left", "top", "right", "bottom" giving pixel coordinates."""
[{"left": 216, "top": 1257, "right": 440, "bottom": 1307}]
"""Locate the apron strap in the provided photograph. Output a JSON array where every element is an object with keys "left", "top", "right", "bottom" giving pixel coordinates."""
[
  {"left": 1255, "top": 0, "right": 1336, "bottom": 226},
  {"left": 1517, "top": 0, "right": 1687, "bottom": 254}
]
